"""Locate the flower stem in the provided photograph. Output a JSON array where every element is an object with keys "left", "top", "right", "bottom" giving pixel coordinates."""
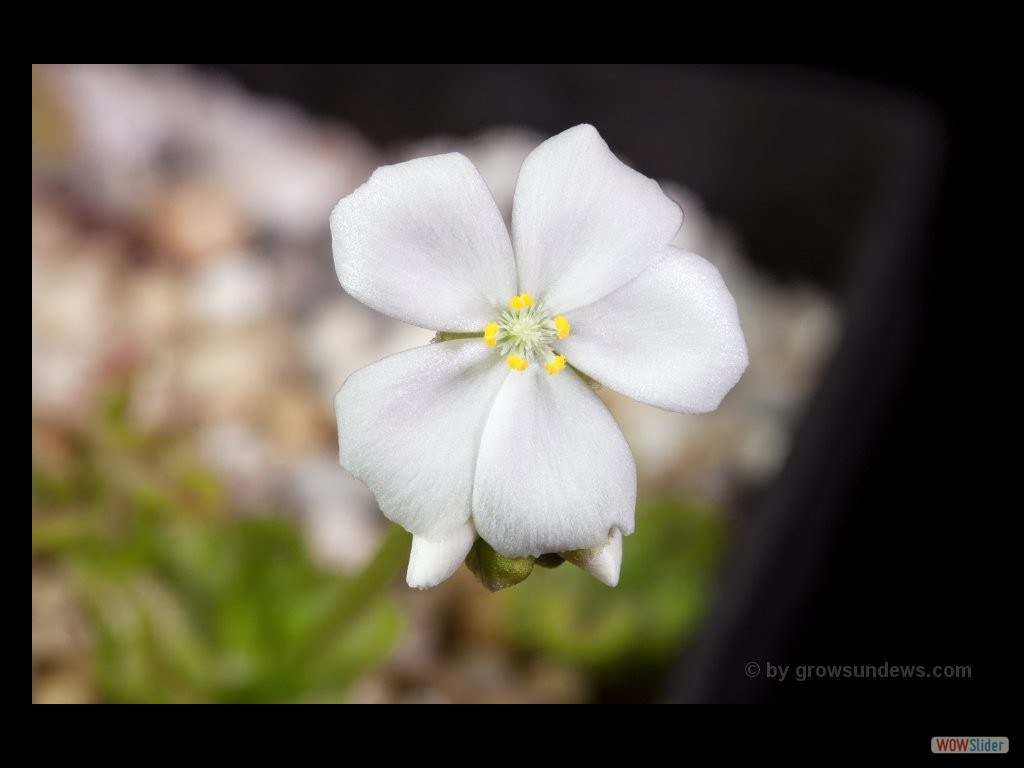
[
  {"left": 298, "top": 523, "right": 410, "bottom": 659},
  {"left": 432, "top": 331, "right": 484, "bottom": 342}
]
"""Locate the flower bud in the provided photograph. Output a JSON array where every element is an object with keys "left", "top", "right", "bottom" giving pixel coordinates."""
[{"left": 562, "top": 528, "right": 623, "bottom": 587}]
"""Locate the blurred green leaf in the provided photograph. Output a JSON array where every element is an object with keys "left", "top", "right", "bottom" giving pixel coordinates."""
[{"left": 32, "top": 388, "right": 404, "bottom": 703}]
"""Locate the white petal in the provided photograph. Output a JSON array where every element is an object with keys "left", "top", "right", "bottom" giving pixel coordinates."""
[
  {"left": 472, "top": 366, "right": 636, "bottom": 558},
  {"left": 407, "top": 522, "right": 476, "bottom": 589},
  {"left": 511, "top": 124, "right": 682, "bottom": 313},
  {"left": 560, "top": 249, "right": 748, "bottom": 413},
  {"left": 564, "top": 528, "right": 623, "bottom": 587},
  {"left": 331, "top": 153, "right": 516, "bottom": 331},
  {"left": 335, "top": 339, "right": 509, "bottom": 539}
]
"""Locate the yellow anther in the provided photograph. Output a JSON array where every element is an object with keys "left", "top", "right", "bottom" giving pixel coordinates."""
[
  {"left": 554, "top": 315, "right": 571, "bottom": 339},
  {"left": 483, "top": 322, "right": 499, "bottom": 348},
  {"left": 506, "top": 355, "right": 529, "bottom": 371},
  {"left": 544, "top": 355, "right": 566, "bottom": 375},
  {"left": 509, "top": 293, "right": 534, "bottom": 310}
]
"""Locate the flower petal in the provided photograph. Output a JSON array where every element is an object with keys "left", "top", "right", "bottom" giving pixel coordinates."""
[
  {"left": 331, "top": 153, "right": 516, "bottom": 331},
  {"left": 564, "top": 528, "right": 623, "bottom": 587},
  {"left": 335, "top": 339, "right": 509, "bottom": 539},
  {"left": 511, "top": 124, "right": 682, "bottom": 313},
  {"left": 560, "top": 248, "right": 748, "bottom": 413},
  {"left": 472, "top": 366, "right": 636, "bottom": 558},
  {"left": 407, "top": 522, "right": 476, "bottom": 589}
]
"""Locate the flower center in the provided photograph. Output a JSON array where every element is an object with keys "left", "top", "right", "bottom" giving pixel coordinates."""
[{"left": 484, "top": 294, "right": 571, "bottom": 373}]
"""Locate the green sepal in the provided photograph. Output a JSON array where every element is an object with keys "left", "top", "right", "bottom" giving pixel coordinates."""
[{"left": 465, "top": 538, "right": 535, "bottom": 592}]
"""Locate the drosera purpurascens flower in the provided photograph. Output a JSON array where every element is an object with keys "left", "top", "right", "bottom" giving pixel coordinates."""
[{"left": 330, "top": 124, "right": 748, "bottom": 590}]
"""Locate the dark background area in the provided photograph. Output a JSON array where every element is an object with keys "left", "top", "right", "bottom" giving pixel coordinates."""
[{"left": 197, "top": 64, "right": 1002, "bottom": 709}]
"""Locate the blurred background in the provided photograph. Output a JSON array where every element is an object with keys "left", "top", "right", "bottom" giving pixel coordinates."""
[{"left": 32, "top": 65, "right": 993, "bottom": 705}]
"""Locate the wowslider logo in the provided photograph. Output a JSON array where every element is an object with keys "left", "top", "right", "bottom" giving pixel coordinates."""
[{"left": 932, "top": 737, "right": 1009, "bottom": 754}]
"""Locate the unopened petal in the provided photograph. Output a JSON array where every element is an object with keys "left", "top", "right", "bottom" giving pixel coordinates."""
[
  {"left": 564, "top": 528, "right": 623, "bottom": 587},
  {"left": 407, "top": 522, "right": 477, "bottom": 589}
]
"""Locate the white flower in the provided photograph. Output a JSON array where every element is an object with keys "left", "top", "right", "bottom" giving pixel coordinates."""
[{"left": 330, "top": 125, "right": 748, "bottom": 590}]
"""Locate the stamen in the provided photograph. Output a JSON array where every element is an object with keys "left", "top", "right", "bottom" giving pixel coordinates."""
[
  {"left": 509, "top": 293, "right": 534, "bottom": 310},
  {"left": 555, "top": 315, "right": 571, "bottom": 339},
  {"left": 544, "top": 355, "right": 566, "bottom": 375},
  {"left": 506, "top": 355, "right": 529, "bottom": 372},
  {"left": 483, "top": 322, "right": 499, "bottom": 347}
]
